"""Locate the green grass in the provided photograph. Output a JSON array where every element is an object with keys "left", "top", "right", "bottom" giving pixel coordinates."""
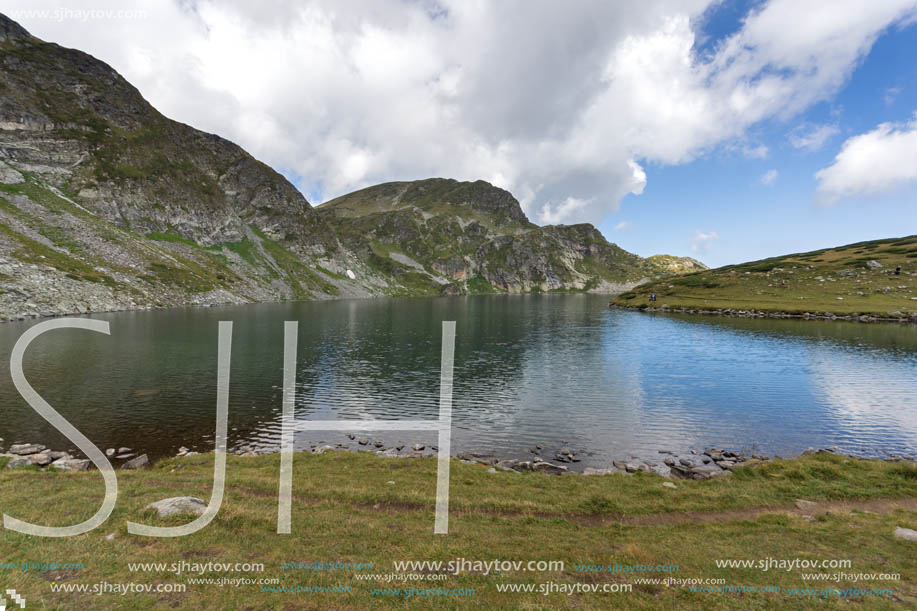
[
  {"left": 466, "top": 275, "right": 498, "bottom": 294},
  {"left": 251, "top": 227, "right": 340, "bottom": 298},
  {"left": 0, "top": 210, "right": 118, "bottom": 287},
  {"left": 0, "top": 452, "right": 914, "bottom": 609},
  {"left": 612, "top": 236, "right": 917, "bottom": 316},
  {"left": 147, "top": 232, "right": 200, "bottom": 249}
]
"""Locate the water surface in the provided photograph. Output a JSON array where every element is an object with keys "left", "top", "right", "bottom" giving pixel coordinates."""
[{"left": 0, "top": 295, "right": 915, "bottom": 468}]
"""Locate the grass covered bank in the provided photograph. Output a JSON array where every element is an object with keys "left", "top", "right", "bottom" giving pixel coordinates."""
[
  {"left": 611, "top": 236, "right": 916, "bottom": 319},
  {"left": 0, "top": 451, "right": 915, "bottom": 609}
]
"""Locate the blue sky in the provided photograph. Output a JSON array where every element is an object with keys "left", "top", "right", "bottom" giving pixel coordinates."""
[
  {"left": 608, "top": 9, "right": 917, "bottom": 266},
  {"left": 8, "top": 0, "right": 917, "bottom": 269}
]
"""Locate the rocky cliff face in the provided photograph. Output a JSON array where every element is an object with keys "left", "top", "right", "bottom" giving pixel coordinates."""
[
  {"left": 0, "top": 14, "right": 387, "bottom": 319},
  {"left": 320, "top": 178, "right": 705, "bottom": 295}
]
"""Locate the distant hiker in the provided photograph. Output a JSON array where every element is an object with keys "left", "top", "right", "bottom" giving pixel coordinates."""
[
  {"left": 780, "top": 279, "right": 787, "bottom": 287},
  {"left": 895, "top": 266, "right": 901, "bottom": 275},
  {"left": 650, "top": 293, "right": 657, "bottom": 302}
]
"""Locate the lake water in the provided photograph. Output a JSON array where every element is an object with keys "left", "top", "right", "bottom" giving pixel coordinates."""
[{"left": 1, "top": 294, "right": 915, "bottom": 468}]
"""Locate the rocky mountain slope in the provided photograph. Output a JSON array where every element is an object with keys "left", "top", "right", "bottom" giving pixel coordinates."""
[
  {"left": 319, "top": 178, "right": 705, "bottom": 295},
  {"left": 0, "top": 14, "right": 702, "bottom": 319},
  {"left": 0, "top": 13, "right": 387, "bottom": 320}
]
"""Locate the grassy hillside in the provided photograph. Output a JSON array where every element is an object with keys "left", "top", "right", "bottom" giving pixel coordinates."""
[
  {"left": 0, "top": 451, "right": 914, "bottom": 609},
  {"left": 612, "top": 236, "right": 917, "bottom": 319}
]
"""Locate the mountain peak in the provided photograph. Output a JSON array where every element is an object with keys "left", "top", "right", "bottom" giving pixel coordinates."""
[
  {"left": 321, "top": 177, "right": 534, "bottom": 230},
  {"left": 0, "top": 13, "right": 31, "bottom": 43}
]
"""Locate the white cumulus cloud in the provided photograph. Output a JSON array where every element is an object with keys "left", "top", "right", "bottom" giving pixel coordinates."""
[
  {"left": 614, "top": 221, "right": 633, "bottom": 231},
  {"left": 6, "top": 0, "right": 917, "bottom": 226},
  {"left": 691, "top": 230, "right": 719, "bottom": 254},
  {"left": 816, "top": 115, "right": 917, "bottom": 202}
]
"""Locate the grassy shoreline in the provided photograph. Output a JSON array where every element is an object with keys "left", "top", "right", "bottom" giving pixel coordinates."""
[
  {"left": 1, "top": 451, "right": 915, "bottom": 609},
  {"left": 608, "top": 303, "right": 917, "bottom": 324}
]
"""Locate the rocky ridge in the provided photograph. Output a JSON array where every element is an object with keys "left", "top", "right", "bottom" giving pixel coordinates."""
[{"left": 319, "top": 178, "right": 706, "bottom": 295}]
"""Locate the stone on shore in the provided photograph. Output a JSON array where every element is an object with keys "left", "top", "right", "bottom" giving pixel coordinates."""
[
  {"left": 670, "top": 462, "right": 729, "bottom": 481},
  {"left": 6, "top": 456, "right": 31, "bottom": 469},
  {"left": 411, "top": 444, "right": 425, "bottom": 451},
  {"left": 457, "top": 452, "right": 498, "bottom": 466},
  {"left": 8, "top": 443, "right": 46, "bottom": 455},
  {"left": 495, "top": 459, "right": 522, "bottom": 472},
  {"left": 121, "top": 454, "right": 149, "bottom": 470},
  {"left": 583, "top": 467, "right": 619, "bottom": 476},
  {"left": 147, "top": 497, "right": 207, "bottom": 518},
  {"left": 28, "top": 452, "right": 53, "bottom": 466},
  {"left": 531, "top": 460, "right": 568, "bottom": 475},
  {"left": 51, "top": 458, "right": 91, "bottom": 471}
]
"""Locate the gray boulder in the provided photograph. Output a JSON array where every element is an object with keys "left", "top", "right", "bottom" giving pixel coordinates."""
[
  {"left": 28, "top": 453, "right": 53, "bottom": 466},
  {"left": 51, "top": 458, "right": 91, "bottom": 471},
  {"left": 5, "top": 456, "right": 31, "bottom": 469},
  {"left": 894, "top": 527, "right": 917, "bottom": 542},
  {"left": 146, "top": 497, "right": 207, "bottom": 518},
  {"left": 670, "top": 463, "right": 730, "bottom": 481},
  {"left": 9, "top": 443, "right": 46, "bottom": 455},
  {"left": 121, "top": 454, "right": 149, "bottom": 470},
  {"left": 494, "top": 459, "right": 522, "bottom": 472},
  {"left": 531, "top": 461, "right": 568, "bottom": 475}
]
